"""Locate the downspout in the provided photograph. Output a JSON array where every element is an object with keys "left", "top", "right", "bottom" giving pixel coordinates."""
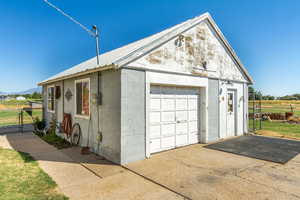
[
  {"left": 62, "top": 80, "right": 64, "bottom": 120},
  {"left": 218, "top": 79, "right": 221, "bottom": 139},
  {"left": 96, "top": 71, "right": 102, "bottom": 154}
]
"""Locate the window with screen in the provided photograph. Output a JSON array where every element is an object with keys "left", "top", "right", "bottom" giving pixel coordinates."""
[
  {"left": 75, "top": 79, "right": 90, "bottom": 116},
  {"left": 47, "top": 86, "right": 55, "bottom": 112}
]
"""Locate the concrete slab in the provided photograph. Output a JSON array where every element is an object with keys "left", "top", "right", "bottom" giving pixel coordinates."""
[
  {"left": 205, "top": 135, "right": 300, "bottom": 163},
  {"left": 238, "top": 162, "right": 300, "bottom": 197},
  {"left": 34, "top": 151, "right": 101, "bottom": 188},
  {"left": 6, "top": 137, "right": 58, "bottom": 154},
  {"left": 59, "top": 147, "right": 126, "bottom": 178},
  {"left": 0, "top": 135, "right": 13, "bottom": 149},
  {"left": 62, "top": 171, "right": 184, "bottom": 200},
  {"left": 126, "top": 143, "right": 300, "bottom": 200}
]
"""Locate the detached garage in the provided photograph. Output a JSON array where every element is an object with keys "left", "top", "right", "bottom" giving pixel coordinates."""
[{"left": 38, "top": 12, "right": 253, "bottom": 164}]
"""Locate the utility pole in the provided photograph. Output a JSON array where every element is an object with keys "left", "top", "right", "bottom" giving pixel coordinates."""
[{"left": 92, "top": 25, "right": 100, "bottom": 65}]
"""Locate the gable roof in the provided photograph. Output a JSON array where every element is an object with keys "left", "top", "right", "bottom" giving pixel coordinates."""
[{"left": 38, "top": 12, "right": 253, "bottom": 85}]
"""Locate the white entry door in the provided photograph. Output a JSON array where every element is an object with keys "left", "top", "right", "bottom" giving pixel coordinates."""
[
  {"left": 226, "top": 90, "right": 236, "bottom": 137},
  {"left": 149, "top": 86, "right": 200, "bottom": 154}
]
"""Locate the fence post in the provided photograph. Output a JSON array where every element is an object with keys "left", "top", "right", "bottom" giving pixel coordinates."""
[
  {"left": 252, "top": 92, "right": 255, "bottom": 132},
  {"left": 21, "top": 110, "right": 23, "bottom": 133},
  {"left": 259, "top": 98, "right": 262, "bottom": 130}
]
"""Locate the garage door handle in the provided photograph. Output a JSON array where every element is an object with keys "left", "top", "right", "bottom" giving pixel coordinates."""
[{"left": 177, "top": 120, "right": 187, "bottom": 123}]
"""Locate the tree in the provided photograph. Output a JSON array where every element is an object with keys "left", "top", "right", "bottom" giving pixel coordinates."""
[
  {"left": 248, "top": 86, "right": 264, "bottom": 100},
  {"left": 31, "top": 92, "right": 42, "bottom": 99},
  {"left": 262, "top": 95, "right": 275, "bottom": 100}
]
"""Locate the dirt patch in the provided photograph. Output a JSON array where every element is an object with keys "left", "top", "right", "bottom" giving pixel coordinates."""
[
  {"left": 256, "top": 130, "right": 300, "bottom": 141},
  {"left": 0, "top": 104, "right": 6, "bottom": 110}
]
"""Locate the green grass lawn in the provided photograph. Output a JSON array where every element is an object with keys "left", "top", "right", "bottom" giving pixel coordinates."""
[
  {"left": 0, "top": 110, "right": 42, "bottom": 127},
  {"left": 0, "top": 148, "right": 68, "bottom": 200},
  {"left": 248, "top": 100, "right": 300, "bottom": 139},
  {"left": 250, "top": 120, "right": 300, "bottom": 139},
  {"left": 259, "top": 121, "right": 300, "bottom": 138}
]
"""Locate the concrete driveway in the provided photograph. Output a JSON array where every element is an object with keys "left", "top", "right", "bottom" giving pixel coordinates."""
[
  {"left": 126, "top": 142, "right": 300, "bottom": 200},
  {"left": 0, "top": 133, "right": 183, "bottom": 200},
  {"left": 2, "top": 133, "right": 300, "bottom": 200}
]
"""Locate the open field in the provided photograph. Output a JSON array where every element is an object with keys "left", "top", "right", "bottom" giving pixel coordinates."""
[
  {"left": 249, "top": 100, "right": 300, "bottom": 139},
  {"left": 0, "top": 101, "right": 42, "bottom": 127},
  {"left": 0, "top": 147, "right": 68, "bottom": 200},
  {"left": 0, "top": 110, "right": 42, "bottom": 127},
  {"left": 249, "top": 100, "right": 300, "bottom": 116}
]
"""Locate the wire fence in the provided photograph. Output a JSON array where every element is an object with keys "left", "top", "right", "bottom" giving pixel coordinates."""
[{"left": 0, "top": 101, "right": 42, "bottom": 134}]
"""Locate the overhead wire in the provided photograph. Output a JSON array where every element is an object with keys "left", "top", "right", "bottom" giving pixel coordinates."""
[{"left": 43, "top": 0, "right": 96, "bottom": 37}]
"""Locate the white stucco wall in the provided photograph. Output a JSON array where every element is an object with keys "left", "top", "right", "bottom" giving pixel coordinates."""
[{"left": 43, "top": 71, "right": 122, "bottom": 164}]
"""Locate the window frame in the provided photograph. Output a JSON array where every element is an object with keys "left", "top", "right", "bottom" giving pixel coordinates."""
[
  {"left": 47, "top": 85, "right": 55, "bottom": 113},
  {"left": 74, "top": 78, "right": 91, "bottom": 119}
]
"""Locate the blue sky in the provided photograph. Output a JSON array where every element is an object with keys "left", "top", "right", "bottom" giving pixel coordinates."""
[{"left": 0, "top": 0, "right": 299, "bottom": 96}]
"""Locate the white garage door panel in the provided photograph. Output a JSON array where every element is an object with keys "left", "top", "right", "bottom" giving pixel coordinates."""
[
  {"left": 150, "top": 86, "right": 201, "bottom": 154},
  {"left": 150, "top": 112, "right": 160, "bottom": 123},
  {"left": 176, "top": 123, "right": 188, "bottom": 135},
  {"left": 150, "top": 139, "right": 161, "bottom": 153},
  {"left": 189, "top": 121, "right": 198, "bottom": 132},
  {"left": 176, "top": 111, "right": 188, "bottom": 121},
  {"left": 150, "top": 99, "right": 160, "bottom": 111},
  {"left": 161, "top": 112, "right": 175, "bottom": 122},
  {"left": 150, "top": 125, "right": 160, "bottom": 138},
  {"left": 188, "top": 99, "right": 198, "bottom": 110},
  {"left": 161, "top": 137, "right": 175, "bottom": 149},
  {"left": 161, "top": 124, "right": 175, "bottom": 136},
  {"left": 189, "top": 134, "right": 200, "bottom": 144},
  {"left": 161, "top": 99, "right": 175, "bottom": 111},
  {"left": 176, "top": 135, "right": 188, "bottom": 146},
  {"left": 176, "top": 99, "right": 188, "bottom": 110},
  {"left": 189, "top": 111, "right": 198, "bottom": 121}
]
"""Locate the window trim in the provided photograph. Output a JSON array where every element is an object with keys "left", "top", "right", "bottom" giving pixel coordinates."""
[
  {"left": 74, "top": 78, "right": 91, "bottom": 119},
  {"left": 47, "top": 85, "right": 55, "bottom": 113}
]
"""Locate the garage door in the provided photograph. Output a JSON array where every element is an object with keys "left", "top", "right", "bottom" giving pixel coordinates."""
[{"left": 150, "top": 86, "right": 200, "bottom": 154}]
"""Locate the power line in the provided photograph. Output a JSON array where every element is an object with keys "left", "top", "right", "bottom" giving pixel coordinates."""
[
  {"left": 43, "top": 0, "right": 100, "bottom": 65},
  {"left": 43, "top": 0, "right": 96, "bottom": 37}
]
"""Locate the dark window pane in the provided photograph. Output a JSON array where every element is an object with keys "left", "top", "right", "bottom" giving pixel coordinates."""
[
  {"left": 76, "top": 83, "right": 82, "bottom": 115},
  {"left": 228, "top": 93, "right": 233, "bottom": 112},
  {"left": 51, "top": 87, "right": 54, "bottom": 111}
]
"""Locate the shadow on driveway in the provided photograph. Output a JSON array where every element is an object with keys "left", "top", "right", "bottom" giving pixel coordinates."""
[{"left": 205, "top": 135, "right": 300, "bottom": 164}]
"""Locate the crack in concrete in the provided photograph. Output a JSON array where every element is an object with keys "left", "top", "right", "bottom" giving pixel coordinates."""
[{"left": 122, "top": 165, "right": 192, "bottom": 200}]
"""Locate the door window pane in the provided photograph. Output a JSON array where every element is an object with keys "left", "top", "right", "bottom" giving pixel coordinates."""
[{"left": 228, "top": 93, "right": 233, "bottom": 112}]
